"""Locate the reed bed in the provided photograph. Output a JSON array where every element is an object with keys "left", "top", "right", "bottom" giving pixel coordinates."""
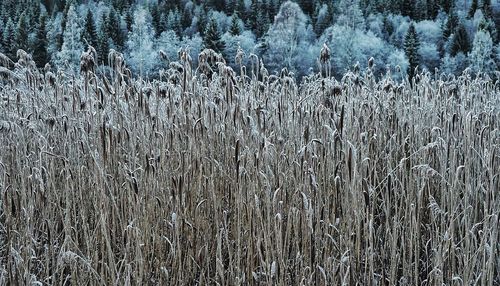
[{"left": 0, "top": 48, "right": 499, "bottom": 285}]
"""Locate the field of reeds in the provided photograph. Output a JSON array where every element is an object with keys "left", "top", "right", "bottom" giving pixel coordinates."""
[{"left": 0, "top": 48, "right": 499, "bottom": 285}]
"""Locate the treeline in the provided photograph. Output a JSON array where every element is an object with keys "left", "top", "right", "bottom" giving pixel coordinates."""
[{"left": 0, "top": 0, "right": 498, "bottom": 79}]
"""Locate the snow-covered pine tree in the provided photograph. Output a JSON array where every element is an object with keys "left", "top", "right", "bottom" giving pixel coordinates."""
[
  {"left": 450, "top": 23, "right": 470, "bottom": 56},
  {"left": 3, "top": 18, "right": 16, "bottom": 60},
  {"left": 82, "top": 10, "right": 98, "bottom": 49},
  {"left": 468, "top": 0, "right": 478, "bottom": 18},
  {"left": 15, "top": 12, "right": 30, "bottom": 52},
  {"left": 404, "top": 22, "right": 420, "bottom": 79},
  {"left": 33, "top": 15, "right": 49, "bottom": 67},
  {"left": 230, "top": 12, "right": 242, "bottom": 36},
  {"left": 337, "top": 0, "right": 365, "bottom": 30},
  {"left": 56, "top": 4, "right": 83, "bottom": 73},
  {"left": 126, "top": 7, "right": 156, "bottom": 77},
  {"left": 107, "top": 8, "right": 124, "bottom": 49},
  {"left": 203, "top": 17, "right": 226, "bottom": 54},
  {"left": 469, "top": 29, "right": 496, "bottom": 76},
  {"left": 96, "top": 14, "right": 109, "bottom": 64}
]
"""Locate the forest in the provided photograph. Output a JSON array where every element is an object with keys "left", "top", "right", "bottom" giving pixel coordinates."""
[{"left": 0, "top": 0, "right": 499, "bottom": 79}]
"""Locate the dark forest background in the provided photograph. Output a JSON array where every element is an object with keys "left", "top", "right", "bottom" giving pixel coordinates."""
[{"left": 0, "top": 0, "right": 498, "bottom": 79}]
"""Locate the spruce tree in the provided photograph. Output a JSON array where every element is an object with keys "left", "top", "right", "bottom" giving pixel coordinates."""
[
  {"left": 450, "top": 23, "right": 470, "bottom": 56},
  {"left": 443, "top": 9, "right": 458, "bottom": 40},
  {"left": 0, "top": 21, "right": 4, "bottom": 52},
  {"left": 481, "top": 0, "right": 493, "bottom": 19},
  {"left": 248, "top": 0, "right": 259, "bottom": 31},
  {"left": 125, "top": 9, "right": 133, "bottom": 32},
  {"left": 107, "top": 8, "right": 124, "bottom": 49},
  {"left": 82, "top": 10, "right": 98, "bottom": 49},
  {"left": 426, "top": 0, "right": 439, "bottom": 19},
  {"left": 126, "top": 7, "right": 156, "bottom": 76},
  {"left": 236, "top": 0, "right": 246, "bottom": 21},
  {"left": 414, "top": 0, "right": 427, "bottom": 20},
  {"left": 56, "top": 1, "right": 71, "bottom": 50},
  {"left": 197, "top": 7, "right": 208, "bottom": 36},
  {"left": 53, "top": 0, "right": 66, "bottom": 14},
  {"left": 469, "top": 28, "right": 496, "bottom": 75},
  {"left": 97, "top": 14, "right": 110, "bottom": 64},
  {"left": 2, "top": 18, "right": 16, "bottom": 60},
  {"left": 166, "top": 9, "right": 182, "bottom": 36},
  {"left": 382, "top": 14, "right": 394, "bottom": 40},
  {"left": 298, "top": 0, "right": 314, "bottom": 16},
  {"left": 255, "top": 9, "right": 270, "bottom": 38},
  {"left": 225, "top": 0, "right": 233, "bottom": 14},
  {"left": 57, "top": 4, "right": 83, "bottom": 73},
  {"left": 151, "top": 4, "right": 162, "bottom": 36},
  {"left": 314, "top": 4, "right": 332, "bottom": 36},
  {"left": 478, "top": 18, "right": 497, "bottom": 42},
  {"left": 181, "top": 6, "right": 191, "bottom": 30},
  {"left": 33, "top": 15, "right": 48, "bottom": 67},
  {"left": 15, "top": 12, "right": 29, "bottom": 52},
  {"left": 468, "top": 0, "right": 478, "bottom": 18},
  {"left": 28, "top": 4, "right": 41, "bottom": 31},
  {"left": 337, "top": 0, "right": 365, "bottom": 30},
  {"left": 404, "top": 23, "right": 420, "bottom": 79},
  {"left": 401, "top": 0, "right": 415, "bottom": 18},
  {"left": 439, "top": 0, "right": 453, "bottom": 13},
  {"left": 203, "top": 18, "right": 225, "bottom": 54},
  {"left": 230, "top": 12, "right": 241, "bottom": 35}
]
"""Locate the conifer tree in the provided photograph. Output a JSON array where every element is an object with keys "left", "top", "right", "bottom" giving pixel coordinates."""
[
  {"left": 225, "top": 0, "right": 233, "bottom": 14},
  {"left": 236, "top": 0, "right": 247, "bottom": 21},
  {"left": 28, "top": 4, "right": 41, "bottom": 30},
  {"left": 97, "top": 14, "right": 109, "bottom": 64},
  {"left": 181, "top": 6, "right": 191, "bottom": 30},
  {"left": 56, "top": 1, "right": 71, "bottom": 50},
  {"left": 414, "top": 0, "right": 427, "bottom": 20},
  {"left": 57, "top": 4, "right": 83, "bottom": 73},
  {"left": 82, "top": 10, "right": 98, "bottom": 49},
  {"left": 2, "top": 18, "right": 16, "bottom": 60},
  {"left": 166, "top": 9, "right": 182, "bottom": 36},
  {"left": 427, "top": 0, "right": 439, "bottom": 19},
  {"left": 53, "top": 0, "right": 66, "bottom": 14},
  {"left": 468, "top": 0, "right": 478, "bottom": 18},
  {"left": 314, "top": 4, "right": 332, "bottom": 36},
  {"left": 203, "top": 18, "right": 225, "bottom": 54},
  {"left": 151, "top": 4, "right": 162, "bottom": 36},
  {"left": 0, "top": 22, "right": 4, "bottom": 52},
  {"left": 478, "top": 18, "right": 497, "bottom": 42},
  {"left": 107, "top": 8, "right": 124, "bottom": 49},
  {"left": 439, "top": 0, "right": 454, "bottom": 13},
  {"left": 337, "top": 0, "right": 365, "bottom": 30},
  {"left": 255, "top": 9, "right": 270, "bottom": 38},
  {"left": 450, "top": 23, "right": 470, "bottom": 56},
  {"left": 443, "top": 9, "right": 458, "bottom": 40},
  {"left": 16, "top": 12, "right": 29, "bottom": 52},
  {"left": 298, "top": 0, "right": 314, "bottom": 16},
  {"left": 382, "top": 14, "right": 394, "bottom": 40},
  {"left": 125, "top": 9, "right": 133, "bottom": 32},
  {"left": 230, "top": 12, "right": 241, "bottom": 35},
  {"left": 469, "top": 28, "right": 496, "bottom": 75},
  {"left": 248, "top": 0, "right": 260, "bottom": 31},
  {"left": 404, "top": 23, "right": 420, "bottom": 79},
  {"left": 33, "top": 15, "right": 49, "bottom": 67},
  {"left": 197, "top": 6, "right": 208, "bottom": 36},
  {"left": 402, "top": 0, "right": 415, "bottom": 18},
  {"left": 481, "top": 0, "right": 493, "bottom": 19},
  {"left": 126, "top": 8, "right": 156, "bottom": 77}
]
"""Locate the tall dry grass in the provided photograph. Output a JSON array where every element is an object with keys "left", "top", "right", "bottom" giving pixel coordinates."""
[{"left": 0, "top": 48, "right": 499, "bottom": 285}]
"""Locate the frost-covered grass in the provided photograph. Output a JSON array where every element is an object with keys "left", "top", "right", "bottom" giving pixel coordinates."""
[{"left": 0, "top": 49, "right": 499, "bottom": 285}]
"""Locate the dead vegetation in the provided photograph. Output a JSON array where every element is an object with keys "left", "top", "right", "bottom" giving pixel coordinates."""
[{"left": 0, "top": 48, "right": 499, "bottom": 285}]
